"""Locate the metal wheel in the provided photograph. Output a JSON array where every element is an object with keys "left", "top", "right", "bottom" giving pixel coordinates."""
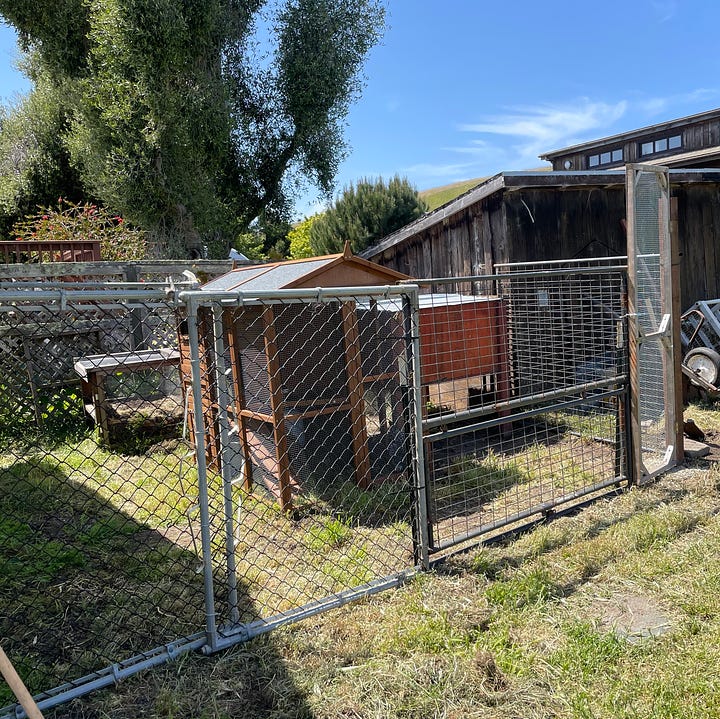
[{"left": 684, "top": 347, "right": 720, "bottom": 386}]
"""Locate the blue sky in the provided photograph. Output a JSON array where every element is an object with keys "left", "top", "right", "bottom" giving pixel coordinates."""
[{"left": 1, "top": 0, "right": 720, "bottom": 218}]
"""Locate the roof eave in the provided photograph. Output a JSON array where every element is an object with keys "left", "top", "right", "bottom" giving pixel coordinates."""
[{"left": 540, "top": 107, "right": 720, "bottom": 160}]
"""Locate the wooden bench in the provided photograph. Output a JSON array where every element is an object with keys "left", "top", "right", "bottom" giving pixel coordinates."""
[{"left": 74, "top": 348, "right": 181, "bottom": 444}]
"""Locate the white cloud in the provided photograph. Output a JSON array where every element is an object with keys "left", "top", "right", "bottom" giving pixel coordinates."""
[
  {"left": 637, "top": 88, "right": 720, "bottom": 117},
  {"left": 458, "top": 99, "right": 628, "bottom": 164},
  {"left": 651, "top": 0, "right": 677, "bottom": 23},
  {"left": 401, "top": 161, "right": 478, "bottom": 179}
]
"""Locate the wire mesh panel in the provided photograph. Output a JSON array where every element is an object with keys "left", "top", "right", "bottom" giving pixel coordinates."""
[
  {"left": 182, "top": 288, "right": 421, "bottom": 648},
  {"left": 0, "top": 289, "right": 211, "bottom": 717},
  {"left": 418, "top": 263, "right": 628, "bottom": 552},
  {"left": 626, "top": 165, "right": 677, "bottom": 480}
]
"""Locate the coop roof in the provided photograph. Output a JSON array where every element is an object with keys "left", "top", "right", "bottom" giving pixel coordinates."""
[{"left": 200, "top": 243, "right": 410, "bottom": 292}]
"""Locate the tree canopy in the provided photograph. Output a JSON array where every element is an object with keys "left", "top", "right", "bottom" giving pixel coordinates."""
[
  {"left": 0, "top": 0, "right": 385, "bottom": 256},
  {"left": 310, "top": 176, "right": 427, "bottom": 255}
]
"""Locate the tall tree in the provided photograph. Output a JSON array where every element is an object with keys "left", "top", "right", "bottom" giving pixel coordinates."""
[
  {"left": 0, "top": 0, "right": 384, "bottom": 256},
  {"left": 310, "top": 176, "right": 427, "bottom": 255}
]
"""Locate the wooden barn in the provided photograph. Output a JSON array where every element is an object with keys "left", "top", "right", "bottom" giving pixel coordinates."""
[
  {"left": 361, "top": 168, "right": 720, "bottom": 310},
  {"left": 362, "top": 109, "right": 720, "bottom": 310},
  {"left": 540, "top": 107, "right": 720, "bottom": 172}
]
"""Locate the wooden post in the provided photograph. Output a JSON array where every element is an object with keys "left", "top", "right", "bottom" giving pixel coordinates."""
[
  {"left": 0, "top": 645, "right": 45, "bottom": 719},
  {"left": 224, "top": 308, "right": 254, "bottom": 491},
  {"left": 341, "top": 302, "right": 372, "bottom": 489},
  {"left": 262, "top": 306, "right": 293, "bottom": 512},
  {"left": 670, "top": 196, "right": 685, "bottom": 462}
]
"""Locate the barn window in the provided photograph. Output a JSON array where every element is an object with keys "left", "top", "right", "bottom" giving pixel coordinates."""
[
  {"left": 640, "top": 134, "right": 682, "bottom": 156},
  {"left": 587, "top": 147, "right": 623, "bottom": 168}
]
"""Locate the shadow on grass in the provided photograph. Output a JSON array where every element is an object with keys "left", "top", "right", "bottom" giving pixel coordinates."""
[{"left": 0, "top": 457, "right": 314, "bottom": 718}]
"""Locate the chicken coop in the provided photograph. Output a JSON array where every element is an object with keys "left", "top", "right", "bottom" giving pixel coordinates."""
[
  {"left": 180, "top": 247, "right": 513, "bottom": 512},
  {"left": 179, "top": 247, "right": 412, "bottom": 511}
]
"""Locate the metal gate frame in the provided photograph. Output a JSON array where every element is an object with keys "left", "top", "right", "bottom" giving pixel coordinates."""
[
  {"left": 415, "top": 261, "right": 632, "bottom": 554},
  {"left": 625, "top": 164, "right": 682, "bottom": 483},
  {"left": 180, "top": 284, "right": 429, "bottom": 650}
]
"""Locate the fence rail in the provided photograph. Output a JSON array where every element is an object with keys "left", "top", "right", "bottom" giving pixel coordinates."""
[{"left": 0, "top": 239, "right": 102, "bottom": 264}]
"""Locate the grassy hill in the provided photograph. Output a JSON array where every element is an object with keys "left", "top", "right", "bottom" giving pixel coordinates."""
[
  {"left": 419, "top": 167, "right": 552, "bottom": 212},
  {"left": 419, "top": 177, "right": 486, "bottom": 211}
]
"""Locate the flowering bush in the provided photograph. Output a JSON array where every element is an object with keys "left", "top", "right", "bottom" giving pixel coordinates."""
[{"left": 11, "top": 199, "right": 147, "bottom": 261}]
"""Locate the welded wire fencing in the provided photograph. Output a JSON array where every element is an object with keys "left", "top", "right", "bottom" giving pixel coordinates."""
[{"left": 417, "top": 261, "right": 629, "bottom": 552}]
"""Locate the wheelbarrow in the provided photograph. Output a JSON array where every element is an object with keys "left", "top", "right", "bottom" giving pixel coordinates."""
[{"left": 680, "top": 299, "right": 720, "bottom": 395}]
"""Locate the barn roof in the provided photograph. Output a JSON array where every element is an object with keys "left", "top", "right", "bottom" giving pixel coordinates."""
[
  {"left": 360, "top": 168, "right": 720, "bottom": 260},
  {"left": 539, "top": 107, "right": 720, "bottom": 160},
  {"left": 201, "top": 243, "right": 409, "bottom": 292}
]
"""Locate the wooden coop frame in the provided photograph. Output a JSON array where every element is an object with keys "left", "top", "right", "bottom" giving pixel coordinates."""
[
  {"left": 180, "top": 247, "right": 411, "bottom": 512},
  {"left": 182, "top": 248, "right": 513, "bottom": 512}
]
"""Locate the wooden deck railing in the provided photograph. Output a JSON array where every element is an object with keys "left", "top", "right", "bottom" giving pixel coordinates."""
[{"left": 0, "top": 240, "right": 102, "bottom": 264}]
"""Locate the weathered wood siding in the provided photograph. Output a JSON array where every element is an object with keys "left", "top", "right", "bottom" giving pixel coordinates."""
[
  {"left": 369, "top": 182, "right": 720, "bottom": 311},
  {"left": 371, "top": 187, "right": 626, "bottom": 278},
  {"left": 674, "top": 184, "right": 720, "bottom": 308}
]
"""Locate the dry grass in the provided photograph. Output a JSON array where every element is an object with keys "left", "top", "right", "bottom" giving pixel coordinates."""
[{"left": 60, "top": 424, "right": 720, "bottom": 718}]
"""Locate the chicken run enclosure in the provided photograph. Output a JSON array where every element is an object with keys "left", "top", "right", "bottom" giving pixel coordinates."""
[{"left": 0, "top": 168, "right": 679, "bottom": 716}]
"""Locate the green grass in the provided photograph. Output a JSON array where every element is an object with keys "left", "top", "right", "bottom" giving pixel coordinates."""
[
  {"left": 419, "top": 178, "right": 486, "bottom": 211},
  {"left": 4, "top": 402, "right": 720, "bottom": 718},
  {"left": 60, "top": 416, "right": 720, "bottom": 719}
]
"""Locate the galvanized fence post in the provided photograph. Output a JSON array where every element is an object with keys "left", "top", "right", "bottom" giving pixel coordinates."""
[
  {"left": 184, "top": 296, "right": 220, "bottom": 651},
  {"left": 405, "top": 288, "right": 430, "bottom": 570},
  {"left": 211, "top": 301, "right": 241, "bottom": 627}
]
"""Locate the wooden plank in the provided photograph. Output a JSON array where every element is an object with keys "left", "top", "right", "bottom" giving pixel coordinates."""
[
  {"left": 0, "top": 645, "right": 45, "bottom": 719},
  {"left": 262, "top": 306, "right": 294, "bottom": 512},
  {"left": 670, "top": 197, "right": 684, "bottom": 462},
  {"left": 341, "top": 302, "right": 372, "bottom": 489}
]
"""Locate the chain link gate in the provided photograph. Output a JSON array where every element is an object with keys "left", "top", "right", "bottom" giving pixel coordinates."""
[
  {"left": 415, "top": 260, "right": 630, "bottom": 553},
  {"left": 0, "top": 283, "right": 425, "bottom": 717},
  {"left": 180, "top": 285, "right": 426, "bottom": 650}
]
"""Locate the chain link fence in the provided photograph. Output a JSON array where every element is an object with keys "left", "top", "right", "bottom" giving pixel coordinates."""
[
  {"left": 1, "top": 260, "right": 639, "bottom": 714},
  {"left": 0, "top": 284, "right": 422, "bottom": 716}
]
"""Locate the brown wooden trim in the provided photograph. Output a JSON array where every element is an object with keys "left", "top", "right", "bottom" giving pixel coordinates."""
[
  {"left": 262, "top": 306, "right": 294, "bottom": 511},
  {"left": 341, "top": 302, "right": 371, "bottom": 489},
  {"left": 670, "top": 196, "right": 684, "bottom": 462}
]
